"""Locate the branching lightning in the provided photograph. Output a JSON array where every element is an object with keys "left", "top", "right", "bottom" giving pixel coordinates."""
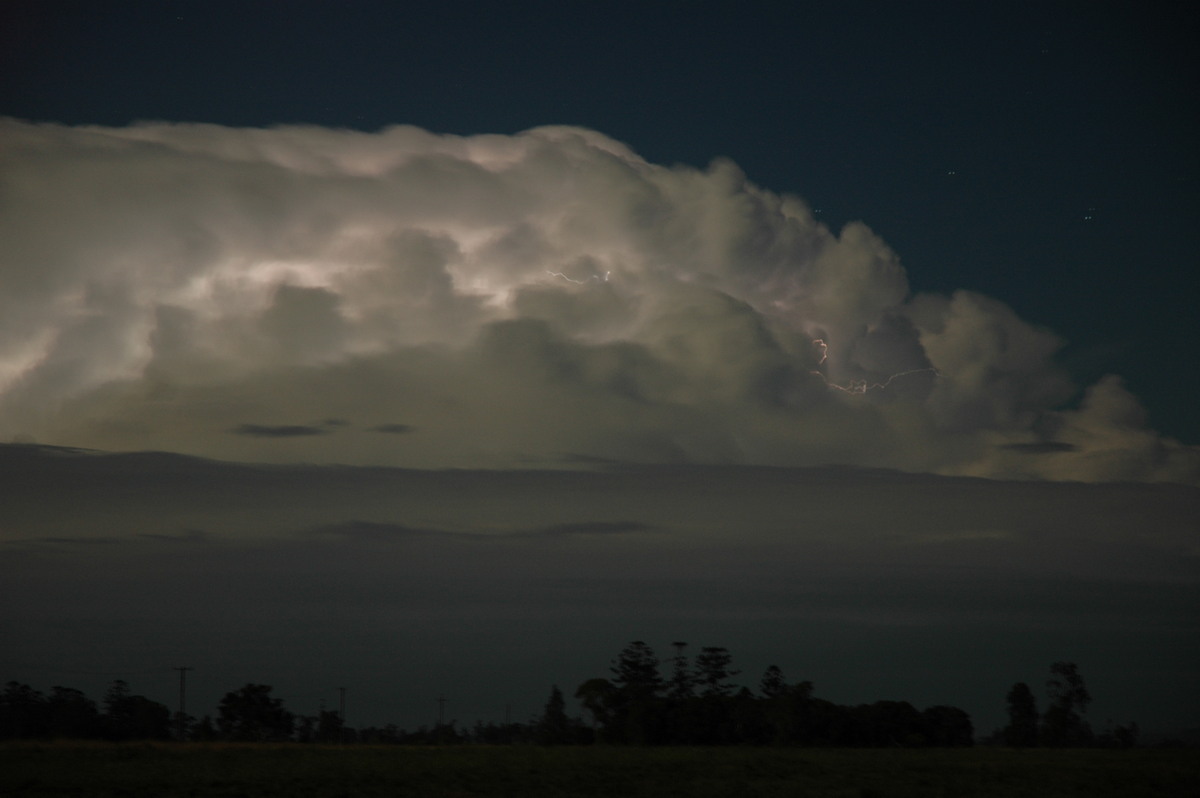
[
  {"left": 546, "top": 270, "right": 611, "bottom": 284},
  {"left": 810, "top": 338, "right": 939, "bottom": 395}
]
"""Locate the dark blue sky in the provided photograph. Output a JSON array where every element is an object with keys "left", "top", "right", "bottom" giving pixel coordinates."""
[{"left": 3, "top": 0, "right": 1196, "bottom": 442}]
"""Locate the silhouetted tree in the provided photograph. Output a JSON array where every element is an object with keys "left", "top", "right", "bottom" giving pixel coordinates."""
[
  {"left": 536, "top": 685, "right": 570, "bottom": 745},
  {"left": 191, "top": 714, "right": 218, "bottom": 741},
  {"left": 103, "top": 680, "right": 171, "bottom": 740},
  {"left": 1041, "top": 662, "right": 1092, "bottom": 747},
  {"left": 101, "top": 680, "right": 131, "bottom": 736},
  {"left": 608, "top": 641, "right": 665, "bottom": 743},
  {"left": 47, "top": 686, "right": 101, "bottom": 739},
  {"left": 666, "top": 642, "right": 696, "bottom": 700},
  {"left": 217, "top": 684, "right": 294, "bottom": 742},
  {"left": 694, "top": 647, "right": 739, "bottom": 698},
  {"left": 922, "top": 705, "right": 974, "bottom": 747},
  {"left": 0, "top": 682, "right": 48, "bottom": 739},
  {"left": 360, "top": 723, "right": 404, "bottom": 744},
  {"left": 1097, "top": 721, "right": 1139, "bottom": 749},
  {"left": 854, "top": 701, "right": 924, "bottom": 746},
  {"left": 610, "top": 641, "right": 662, "bottom": 698},
  {"left": 172, "top": 711, "right": 195, "bottom": 742},
  {"left": 762, "top": 678, "right": 815, "bottom": 744},
  {"left": 294, "top": 714, "right": 317, "bottom": 743},
  {"left": 1004, "top": 682, "right": 1039, "bottom": 747},
  {"left": 759, "top": 665, "right": 787, "bottom": 699},
  {"left": 316, "top": 709, "right": 344, "bottom": 743},
  {"left": 669, "top": 647, "right": 740, "bottom": 744},
  {"left": 811, "top": 697, "right": 856, "bottom": 745},
  {"left": 730, "top": 686, "right": 771, "bottom": 744},
  {"left": 431, "top": 720, "right": 464, "bottom": 745},
  {"left": 575, "top": 677, "right": 616, "bottom": 734},
  {"left": 568, "top": 641, "right": 981, "bottom": 747}
]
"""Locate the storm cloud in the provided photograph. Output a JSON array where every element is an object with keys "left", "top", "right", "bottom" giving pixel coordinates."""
[{"left": 1, "top": 118, "right": 1195, "bottom": 482}]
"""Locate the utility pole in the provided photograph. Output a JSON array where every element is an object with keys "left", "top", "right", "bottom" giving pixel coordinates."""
[
  {"left": 338, "top": 687, "right": 346, "bottom": 744},
  {"left": 172, "top": 666, "right": 192, "bottom": 741},
  {"left": 436, "top": 694, "right": 447, "bottom": 726}
]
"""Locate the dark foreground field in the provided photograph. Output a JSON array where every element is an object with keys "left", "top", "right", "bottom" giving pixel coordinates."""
[{"left": 3, "top": 743, "right": 1198, "bottom": 797}]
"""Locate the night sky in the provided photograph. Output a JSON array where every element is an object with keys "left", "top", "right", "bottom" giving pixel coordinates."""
[{"left": 2, "top": 1, "right": 1197, "bottom": 736}]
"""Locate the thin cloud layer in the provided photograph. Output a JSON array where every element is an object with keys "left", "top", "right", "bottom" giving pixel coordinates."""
[
  {"left": 1, "top": 118, "right": 1195, "bottom": 481},
  {"left": 2, "top": 447, "right": 1197, "bottom": 731}
]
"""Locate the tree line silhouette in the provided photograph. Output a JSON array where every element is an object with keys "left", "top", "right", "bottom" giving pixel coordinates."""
[
  {"left": 565, "top": 641, "right": 973, "bottom": 747},
  {"left": 1, "top": 644, "right": 1139, "bottom": 747},
  {"left": 993, "top": 661, "right": 1138, "bottom": 749}
]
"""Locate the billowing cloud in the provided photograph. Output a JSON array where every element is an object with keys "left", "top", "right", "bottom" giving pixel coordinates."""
[{"left": 1, "top": 118, "right": 1195, "bottom": 482}]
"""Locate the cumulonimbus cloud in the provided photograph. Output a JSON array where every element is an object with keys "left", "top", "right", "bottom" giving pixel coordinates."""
[{"left": 1, "top": 118, "right": 1195, "bottom": 482}]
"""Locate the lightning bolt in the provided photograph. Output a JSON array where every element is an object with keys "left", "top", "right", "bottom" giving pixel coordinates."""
[
  {"left": 810, "top": 338, "right": 939, "bottom": 395},
  {"left": 546, "top": 270, "right": 611, "bottom": 284}
]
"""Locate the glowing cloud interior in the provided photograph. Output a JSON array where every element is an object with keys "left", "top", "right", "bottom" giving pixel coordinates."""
[{"left": 0, "top": 119, "right": 1195, "bottom": 482}]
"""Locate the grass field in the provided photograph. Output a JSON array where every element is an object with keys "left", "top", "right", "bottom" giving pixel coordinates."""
[{"left": 2, "top": 742, "right": 1198, "bottom": 797}]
